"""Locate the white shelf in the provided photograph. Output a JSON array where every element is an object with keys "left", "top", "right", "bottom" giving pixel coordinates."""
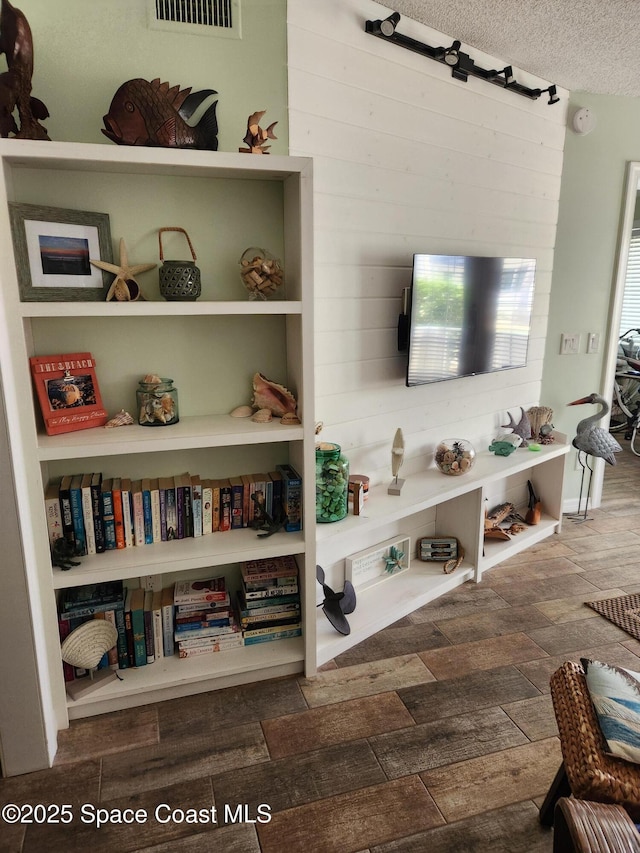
[
  {"left": 67, "top": 637, "right": 305, "bottom": 719},
  {"left": 37, "top": 415, "right": 304, "bottom": 460},
  {"left": 317, "top": 562, "right": 475, "bottom": 665},
  {"left": 52, "top": 529, "right": 305, "bottom": 588},
  {"left": 316, "top": 436, "right": 569, "bottom": 665},
  {"left": 316, "top": 439, "right": 569, "bottom": 548},
  {"left": 481, "top": 511, "right": 561, "bottom": 571},
  {"left": 21, "top": 300, "right": 302, "bottom": 318}
]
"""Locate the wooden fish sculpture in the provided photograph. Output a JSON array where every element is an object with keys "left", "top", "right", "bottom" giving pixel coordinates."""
[
  {"left": 0, "top": 0, "right": 49, "bottom": 139},
  {"left": 102, "top": 78, "right": 218, "bottom": 150}
]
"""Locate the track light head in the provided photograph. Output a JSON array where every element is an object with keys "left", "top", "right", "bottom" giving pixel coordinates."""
[
  {"left": 502, "top": 66, "right": 514, "bottom": 85},
  {"left": 443, "top": 40, "right": 461, "bottom": 66},
  {"left": 380, "top": 12, "right": 400, "bottom": 37},
  {"left": 547, "top": 85, "right": 560, "bottom": 105}
]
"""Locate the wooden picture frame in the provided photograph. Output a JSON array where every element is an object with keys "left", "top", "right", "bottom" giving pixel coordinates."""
[
  {"left": 10, "top": 203, "right": 113, "bottom": 301},
  {"left": 345, "top": 535, "right": 411, "bottom": 592},
  {"left": 29, "top": 352, "right": 108, "bottom": 435}
]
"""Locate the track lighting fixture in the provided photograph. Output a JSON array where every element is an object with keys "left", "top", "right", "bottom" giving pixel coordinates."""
[
  {"left": 501, "top": 66, "right": 515, "bottom": 85},
  {"left": 443, "top": 40, "right": 461, "bottom": 67},
  {"left": 364, "top": 13, "right": 559, "bottom": 105},
  {"left": 380, "top": 12, "right": 400, "bottom": 37},
  {"left": 546, "top": 85, "right": 560, "bottom": 105}
]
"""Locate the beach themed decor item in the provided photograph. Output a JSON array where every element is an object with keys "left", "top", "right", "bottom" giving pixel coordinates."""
[
  {"left": 501, "top": 407, "right": 532, "bottom": 445},
  {"left": 158, "top": 227, "right": 201, "bottom": 301},
  {"left": 528, "top": 405, "right": 555, "bottom": 444},
  {"left": 434, "top": 438, "right": 476, "bottom": 475},
  {"left": 229, "top": 405, "right": 253, "bottom": 418},
  {"left": 388, "top": 427, "right": 405, "bottom": 495},
  {"left": 0, "top": 0, "right": 50, "bottom": 140},
  {"left": 239, "top": 109, "right": 278, "bottom": 154},
  {"left": 104, "top": 409, "right": 134, "bottom": 428},
  {"left": 61, "top": 619, "right": 119, "bottom": 699},
  {"left": 526, "top": 480, "right": 542, "bottom": 525},
  {"left": 239, "top": 247, "right": 284, "bottom": 300},
  {"left": 251, "top": 372, "right": 297, "bottom": 417},
  {"left": 488, "top": 433, "right": 522, "bottom": 456},
  {"left": 568, "top": 392, "right": 622, "bottom": 521},
  {"left": 101, "top": 78, "right": 218, "bottom": 150},
  {"left": 91, "top": 237, "right": 156, "bottom": 302},
  {"left": 316, "top": 442, "right": 349, "bottom": 523},
  {"left": 136, "top": 374, "right": 179, "bottom": 426}
]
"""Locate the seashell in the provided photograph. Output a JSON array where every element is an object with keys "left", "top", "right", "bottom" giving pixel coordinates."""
[
  {"left": 143, "top": 374, "right": 162, "bottom": 385},
  {"left": 280, "top": 412, "right": 301, "bottom": 425},
  {"left": 160, "top": 393, "right": 174, "bottom": 413},
  {"left": 251, "top": 408, "right": 273, "bottom": 423},
  {"left": 230, "top": 405, "right": 254, "bottom": 418},
  {"left": 104, "top": 409, "right": 134, "bottom": 428},
  {"left": 252, "top": 372, "right": 297, "bottom": 417}
]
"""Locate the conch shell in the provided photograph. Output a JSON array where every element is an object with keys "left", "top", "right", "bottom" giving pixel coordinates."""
[{"left": 251, "top": 373, "right": 297, "bottom": 417}]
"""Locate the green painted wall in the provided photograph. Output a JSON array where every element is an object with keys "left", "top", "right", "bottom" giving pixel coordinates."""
[
  {"left": 17, "top": 0, "right": 288, "bottom": 152},
  {"left": 541, "top": 92, "right": 640, "bottom": 503}
]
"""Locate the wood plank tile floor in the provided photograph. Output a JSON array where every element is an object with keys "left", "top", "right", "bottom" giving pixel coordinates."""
[{"left": 3, "top": 439, "right": 640, "bottom": 852}]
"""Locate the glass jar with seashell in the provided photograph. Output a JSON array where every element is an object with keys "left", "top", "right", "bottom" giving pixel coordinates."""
[
  {"left": 136, "top": 376, "right": 179, "bottom": 426},
  {"left": 434, "top": 438, "right": 476, "bottom": 476}
]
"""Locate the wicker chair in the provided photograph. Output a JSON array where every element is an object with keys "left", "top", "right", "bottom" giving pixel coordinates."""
[
  {"left": 540, "top": 660, "right": 640, "bottom": 826},
  {"left": 553, "top": 798, "right": 640, "bottom": 852}
]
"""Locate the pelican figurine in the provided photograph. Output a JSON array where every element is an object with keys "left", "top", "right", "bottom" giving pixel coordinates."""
[{"left": 568, "top": 392, "right": 622, "bottom": 520}]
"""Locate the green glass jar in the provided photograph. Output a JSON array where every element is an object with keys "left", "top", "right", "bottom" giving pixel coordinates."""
[
  {"left": 137, "top": 378, "right": 179, "bottom": 426},
  {"left": 316, "top": 442, "right": 349, "bottom": 523}
]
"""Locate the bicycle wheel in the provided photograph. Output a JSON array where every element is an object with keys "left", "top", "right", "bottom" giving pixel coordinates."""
[{"left": 609, "top": 407, "right": 628, "bottom": 433}]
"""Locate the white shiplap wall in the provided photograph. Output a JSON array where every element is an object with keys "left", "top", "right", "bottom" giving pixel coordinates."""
[
  {"left": 288, "top": 0, "right": 567, "bottom": 482},
  {"left": 287, "top": 0, "right": 567, "bottom": 591}
]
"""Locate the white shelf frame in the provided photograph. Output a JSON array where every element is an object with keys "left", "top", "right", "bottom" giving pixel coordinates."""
[
  {"left": 0, "top": 141, "right": 315, "bottom": 749},
  {"left": 316, "top": 435, "right": 569, "bottom": 666}
]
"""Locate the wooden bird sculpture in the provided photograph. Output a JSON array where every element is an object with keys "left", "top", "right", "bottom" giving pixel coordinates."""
[{"left": 568, "top": 392, "right": 622, "bottom": 520}]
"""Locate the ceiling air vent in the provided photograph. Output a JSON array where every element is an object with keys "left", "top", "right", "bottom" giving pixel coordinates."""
[{"left": 149, "top": 0, "right": 241, "bottom": 38}]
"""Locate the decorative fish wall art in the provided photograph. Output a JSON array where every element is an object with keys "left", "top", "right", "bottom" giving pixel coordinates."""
[{"left": 101, "top": 78, "right": 218, "bottom": 150}]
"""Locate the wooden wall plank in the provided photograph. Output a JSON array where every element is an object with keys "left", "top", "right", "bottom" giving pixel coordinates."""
[{"left": 287, "top": 0, "right": 567, "bottom": 586}]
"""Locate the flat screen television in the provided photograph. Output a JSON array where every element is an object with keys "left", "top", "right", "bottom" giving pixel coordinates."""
[{"left": 404, "top": 253, "right": 536, "bottom": 387}]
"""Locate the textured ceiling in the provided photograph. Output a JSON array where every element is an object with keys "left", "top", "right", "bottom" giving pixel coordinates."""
[{"left": 388, "top": 0, "right": 640, "bottom": 96}]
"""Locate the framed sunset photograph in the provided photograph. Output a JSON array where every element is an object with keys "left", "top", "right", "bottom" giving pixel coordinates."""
[{"left": 9, "top": 203, "right": 113, "bottom": 301}]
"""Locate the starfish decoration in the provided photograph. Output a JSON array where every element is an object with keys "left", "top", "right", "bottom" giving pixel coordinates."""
[
  {"left": 384, "top": 545, "right": 405, "bottom": 575},
  {"left": 91, "top": 238, "right": 156, "bottom": 302}
]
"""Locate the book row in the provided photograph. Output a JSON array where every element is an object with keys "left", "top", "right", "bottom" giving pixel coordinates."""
[
  {"left": 58, "top": 557, "right": 303, "bottom": 683},
  {"left": 45, "top": 464, "right": 303, "bottom": 559}
]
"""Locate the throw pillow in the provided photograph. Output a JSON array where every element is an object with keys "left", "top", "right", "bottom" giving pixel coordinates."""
[{"left": 581, "top": 658, "right": 640, "bottom": 764}]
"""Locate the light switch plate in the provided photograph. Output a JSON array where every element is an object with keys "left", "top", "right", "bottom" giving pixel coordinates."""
[
  {"left": 587, "top": 332, "right": 600, "bottom": 354},
  {"left": 560, "top": 333, "right": 581, "bottom": 355}
]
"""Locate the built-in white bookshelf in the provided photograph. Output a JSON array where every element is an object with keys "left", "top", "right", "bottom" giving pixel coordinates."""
[
  {"left": 315, "top": 434, "right": 569, "bottom": 666},
  {"left": 0, "top": 140, "right": 315, "bottom": 741}
]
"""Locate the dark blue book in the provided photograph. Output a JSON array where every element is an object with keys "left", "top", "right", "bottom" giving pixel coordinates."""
[
  {"left": 276, "top": 464, "right": 302, "bottom": 532},
  {"left": 101, "top": 478, "right": 117, "bottom": 550},
  {"left": 90, "top": 472, "right": 105, "bottom": 553},
  {"left": 141, "top": 478, "right": 153, "bottom": 544},
  {"left": 69, "top": 474, "right": 87, "bottom": 555}
]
